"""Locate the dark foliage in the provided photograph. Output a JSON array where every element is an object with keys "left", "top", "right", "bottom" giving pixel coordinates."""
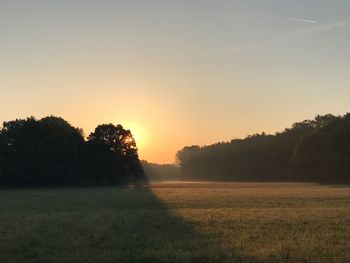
[
  {"left": 292, "top": 114, "right": 350, "bottom": 183},
  {"left": 176, "top": 114, "right": 350, "bottom": 183},
  {"left": 0, "top": 116, "right": 144, "bottom": 187},
  {"left": 83, "top": 124, "right": 144, "bottom": 184}
]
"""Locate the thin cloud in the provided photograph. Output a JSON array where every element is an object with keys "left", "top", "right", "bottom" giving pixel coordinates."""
[
  {"left": 288, "top": 18, "right": 319, "bottom": 23},
  {"left": 296, "top": 21, "right": 350, "bottom": 34},
  {"left": 217, "top": 21, "right": 350, "bottom": 54}
]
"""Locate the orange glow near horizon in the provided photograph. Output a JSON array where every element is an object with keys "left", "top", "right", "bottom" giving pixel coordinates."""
[
  {"left": 123, "top": 123, "right": 147, "bottom": 150},
  {"left": 2, "top": 1, "right": 350, "bottom": 164}
]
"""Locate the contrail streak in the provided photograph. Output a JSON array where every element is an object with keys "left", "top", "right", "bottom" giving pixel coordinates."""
[
  {"left": 288, "top": 18, "right": 319, "bottom": 23},
  {"left": 216, "top": 21, "right": 350, "bottom": 54}
]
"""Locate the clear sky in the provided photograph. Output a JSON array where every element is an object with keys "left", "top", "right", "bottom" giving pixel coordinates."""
[{"left": 1, "top": 0, "right": 350, "bottom": 163}]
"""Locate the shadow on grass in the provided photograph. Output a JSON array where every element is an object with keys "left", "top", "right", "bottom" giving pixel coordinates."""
[{"left": 0, "top": 185, "right": 259, "bottom": 263}]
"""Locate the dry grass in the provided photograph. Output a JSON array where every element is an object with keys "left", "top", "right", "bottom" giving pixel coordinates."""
[
  {"left": 0, "top": 182, "right": 349, "bottom": 262},
  {"left": 152, "top": 182, "right": 350, "bottom": 262}
]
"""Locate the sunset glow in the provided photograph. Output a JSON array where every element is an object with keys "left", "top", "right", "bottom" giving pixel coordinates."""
[
  {"left": 1, "top": 1, "right": 350, "bottom": 163},
  {"left": 124, "top": 123, "right": 147, "bottom": 148}
]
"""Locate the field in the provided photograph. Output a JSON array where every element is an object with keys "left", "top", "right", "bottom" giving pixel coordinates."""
[{"left": 1, "top": 182, "right": 350, "bottom": 263}]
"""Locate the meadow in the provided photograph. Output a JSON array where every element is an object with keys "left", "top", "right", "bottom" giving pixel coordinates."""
[{"left": 1, "top": 182, "right": 349, "bottom": 262}]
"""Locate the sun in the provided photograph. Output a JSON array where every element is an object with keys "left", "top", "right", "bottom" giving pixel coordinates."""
[{"left": 123, "top": 122, "right": 147, "bottom": 149}]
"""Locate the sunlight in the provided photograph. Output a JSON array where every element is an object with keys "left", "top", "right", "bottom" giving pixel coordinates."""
[
  {"left": 124, "top": 136, "right": 134, "bottom": 144},
  {"left": 123, "top": 122, "right": 147, "bottom": 149}
]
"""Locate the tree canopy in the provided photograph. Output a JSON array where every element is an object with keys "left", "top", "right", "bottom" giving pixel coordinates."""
[
  {"left": 0, "top": 116, "right": 144, "bottom": 187},
  {"left": 176, "top": 114, "right": 350, "bottom": 184}
]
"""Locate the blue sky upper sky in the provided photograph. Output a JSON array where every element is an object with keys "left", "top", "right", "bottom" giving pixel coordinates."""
[{"left": 1, "top": 0, "right": 350, "bottom": 163}]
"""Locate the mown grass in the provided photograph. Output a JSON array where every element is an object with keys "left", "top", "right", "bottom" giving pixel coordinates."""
[{"left": 0, "top": 182, "right": 349, "bottom": 262}]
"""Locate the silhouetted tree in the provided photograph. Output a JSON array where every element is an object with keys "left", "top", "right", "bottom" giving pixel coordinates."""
[
  {"left": 0, "top": 117, "right": 144, "bottom": 187},
  {"left": 85, "top": 124, "right": 144, "bottom": 184},
  {"left": 176, "top": 114, "right": 350, "bottom": 183},
  {"left": 0, "top": 116, "right": 84, "bottom": 186},
  {"left": 292, "top": 114, "right": 350, "bottom": 183},
  {"left": 88, "top": 124, "right": 138, "bottom": 157},
  {"left": 0, "top": 130, "right": 8, "bottom": 185}
]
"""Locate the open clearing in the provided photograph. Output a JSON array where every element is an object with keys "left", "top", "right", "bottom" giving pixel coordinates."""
[{"left": 1, "top": 182, "right": 349, "bottom": 262}]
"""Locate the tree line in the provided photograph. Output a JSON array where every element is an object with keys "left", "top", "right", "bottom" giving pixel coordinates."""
[
  {"left": 141, "top": 160, "right": 182, "bottom": 181},
  {"left": 176, "top": 114, "right": 350, "bottom": 183},
  {"left": 0, "top": 116, "right": 144, "bottom": 187}
]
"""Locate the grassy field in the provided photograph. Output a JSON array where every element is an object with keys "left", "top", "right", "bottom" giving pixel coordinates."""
[{"left": 1, "top": 182, "right": 349, "bottom": 262}]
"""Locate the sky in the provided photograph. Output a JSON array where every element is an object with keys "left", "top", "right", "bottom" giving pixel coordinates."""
[{"left": 1, "top": 0, "right": 350, "bottom": 163}]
